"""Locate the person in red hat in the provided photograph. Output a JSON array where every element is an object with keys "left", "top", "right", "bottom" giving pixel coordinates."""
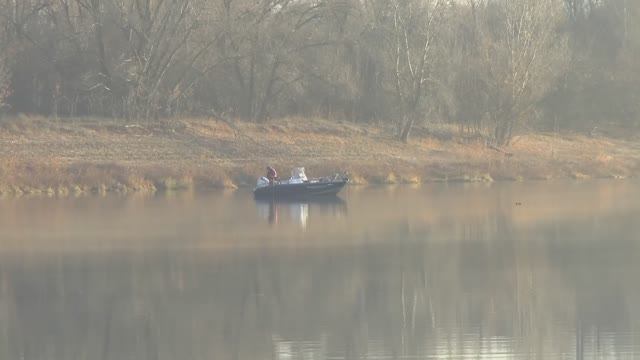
[{"left": 266, "top": 166, "right": 278, "bottom": 185}]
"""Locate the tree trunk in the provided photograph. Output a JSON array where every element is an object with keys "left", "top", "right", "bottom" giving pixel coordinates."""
[
  {"left": 494, "top": 116, "right": 514, "bottom": 147},
  {"left": 247, "top": 54, "right": 255, "bottom": 119},
  {"left": 400, "top": 115, "right": 415, "bottom": 143},
  {"left": 93, "top": 9, "right": 112, "bottom": 93},
  {"left": 256, "top": 60, "right": 280, "bottom": 122}
]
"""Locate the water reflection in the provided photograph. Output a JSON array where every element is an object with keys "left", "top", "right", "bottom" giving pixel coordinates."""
[
  {"left": 255, "top": 197, "right": 347, "bottom": 228},
  {"left": 0, "top": 182, "right": 639, "bottom": 359},
  {"left": 1, "top": 237, "right": 639, "bottom": 360}
]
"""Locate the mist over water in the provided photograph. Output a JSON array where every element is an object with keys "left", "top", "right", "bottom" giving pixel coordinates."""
[{"left": 0, "top": 181, "right": 639, "bottom": 359}]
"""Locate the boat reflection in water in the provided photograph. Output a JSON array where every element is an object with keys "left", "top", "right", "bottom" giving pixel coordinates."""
[{"left": 255, "top": 196, "right": 347, "bottom": 229}]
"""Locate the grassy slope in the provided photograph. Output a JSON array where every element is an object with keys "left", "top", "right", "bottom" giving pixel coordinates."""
[{"left": 0, "top": 115, "right": 639, "bottom": 195}]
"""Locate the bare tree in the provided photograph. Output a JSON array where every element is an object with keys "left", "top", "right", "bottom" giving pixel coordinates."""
[
  {"left": 0, "top": 56, "right": 10, "bottom": 114},
  {"left": 389, "top": 0, "right": 445, "bottom": 142},
  {"left": 0, "top": 5, "right": 11, "bottom": 114},
  {"left": 108, "top": 0, "right": 205, "bottom": 119},
  {"left": 475, "top": 0, "right": 569, "bottom": 145},
  {"left": 208, "top": 0, "right": 348, "bottom": 121}
]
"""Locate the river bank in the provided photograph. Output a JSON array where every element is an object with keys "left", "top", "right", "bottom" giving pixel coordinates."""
[{"left": 1, "top": 115, "right": 639, "bottom": 196}]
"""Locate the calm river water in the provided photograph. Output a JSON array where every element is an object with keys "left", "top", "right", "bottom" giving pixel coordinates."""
[{"left": 1, "top": 181, "right": 640, "bottom": 359}]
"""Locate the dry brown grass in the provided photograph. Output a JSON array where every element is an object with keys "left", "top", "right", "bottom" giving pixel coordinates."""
[{"left": 0, "top": 115, "right": 638, "bottom": 195}]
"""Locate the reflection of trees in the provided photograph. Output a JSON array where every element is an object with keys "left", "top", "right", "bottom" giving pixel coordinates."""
[{"left": 0, "top": 211, "right": 639, "bottom": 359}]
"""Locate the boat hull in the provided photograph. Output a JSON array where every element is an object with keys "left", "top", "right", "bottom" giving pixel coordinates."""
[{"left": 254, "top": 180, "right": 347, "bottom": 199}]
